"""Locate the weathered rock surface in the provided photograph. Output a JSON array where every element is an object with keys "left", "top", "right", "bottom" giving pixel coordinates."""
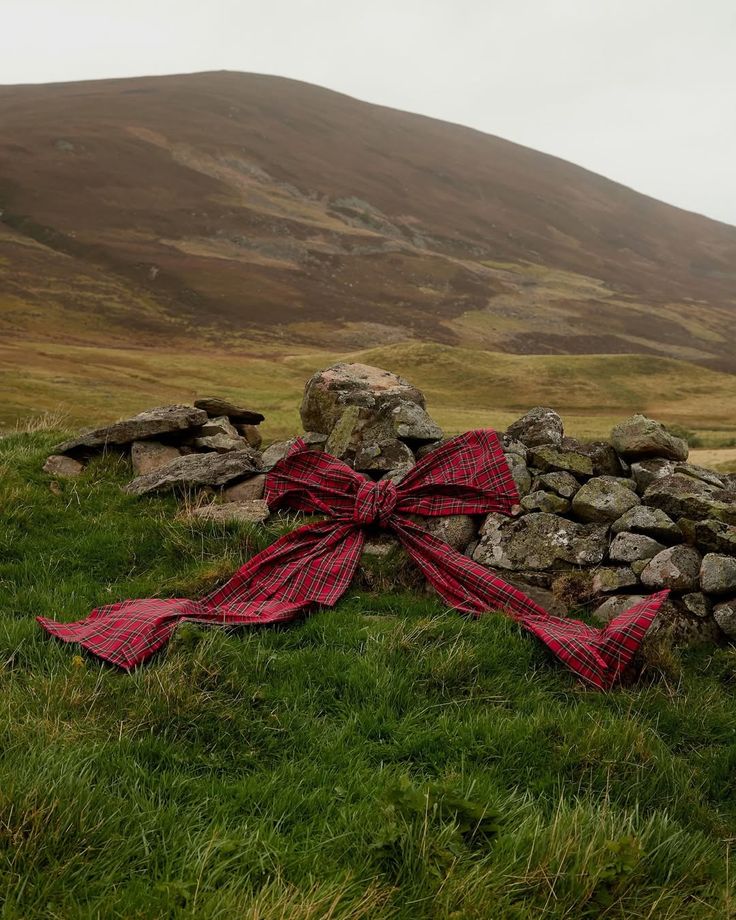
[
  {"left": 506, "top": 407, "right": 564, "bottom": 448},
  {"left": 680, "top": 519, "right": 736, "bottom": 555},
  {"left": 125, "top": 449, "right": 262, "bottom": 495},
  {"left": 354, "top": 438, "right": 415, "bottom": 472},
  {"left": 535, "top": 471, "right": 580, "bottom": 499},
  {"left": 571, "top": 476, "right": 640, "bottom": 523},
  {"left": 646, "top": 596, "right": 722, "bottom": 647},
  {"left": 473, "top": 512, "right": 608, "bottom": 571},
  {"left": 644, "top": 474, "right": 736, "bottom": 524},
  {"left": 56, "top": 405, "right": 208, "bottom": 454},
  {"left": 527, "top": 446, "right": 594, "bottom": 477},
  {"left": 714, "top": 599, "right": 736, "bottom": 639},
  {"left": 236, "top": 424, "right": 263, "bottom": 449},
  {"left": 593, "top": 595, "right": 646, "bottom": 624},
  {"left": 193, "top": 397, "right": 265, "bottom": 424},
  {"left": 190, "top": 416, "right": 245, "bottom": 453},
  {"left": 417, "top": 514, "right": 478, "bottom": 551},
  {"left": 640, "top": 545, "right": 702, "bottom": 591},
  {"left": 190, "top": 500, "right": 270, "bottom": 524},
  {"left": 700, "top": 554, "right": 736, "bottom": 595},
  {"left": 504, "top": 451, "right": 532, "bottom": 497},
  {"left": 682, "top": 592, "right": 712, "bottom": 618},
  {"left": 611, "top": 506, "right": 681, "bottom": 543},
  {"left": 610, "top": 414, "right": 688, "bottom": 461},
  {"left": 609, "top": 531, "right": 666, "bottom": 563},
  {"left": 130, "top": 440, "right": 182, "bottom": 476},
  {"left": 43, "top": 454, "right": 84, "bottom": 478},
  {"left": 563, "top": 438, "right": 623, "bottom": 477},
  {"left": 630, "top": 459, "right": 677, "bottom": 493},
  {"left": 592, "top": 567, "right": 639, "bottom": 593},
  {"left": 223, "top": 474, "right": 267, "bottom": 502},
  {"left": 520, "top": 490, "right": 571, "bottom": 514}
]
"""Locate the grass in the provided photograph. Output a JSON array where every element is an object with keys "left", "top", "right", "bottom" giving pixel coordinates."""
[
  {"left": 2, "top": 425, "right": 736, "bottom": 918},
  {"left": 2, "top": 339, "right": 736, "bottom": 447}
]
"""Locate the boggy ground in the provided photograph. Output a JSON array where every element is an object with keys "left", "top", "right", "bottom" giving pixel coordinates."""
[{"left": 2, "top": 424, "right": 736, "bottom": 919}]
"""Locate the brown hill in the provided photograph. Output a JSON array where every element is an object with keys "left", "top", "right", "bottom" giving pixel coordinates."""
[{"left": 1, "top": 70, "right": 735, "bottom": 369}]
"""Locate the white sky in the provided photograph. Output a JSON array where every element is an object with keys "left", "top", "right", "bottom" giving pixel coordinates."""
[{"left": 3, "top": 0, "right": 735, "bottom": 227}]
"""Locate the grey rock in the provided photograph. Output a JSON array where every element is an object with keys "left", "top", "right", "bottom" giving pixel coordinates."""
[
  {"left": 223, "top": 474, "right": 267, "bottom": 502},
  {"left": 714, "top": 599, "right": 736, "bottom": 639},
  {"left": 593, "top": 594, "right": 647, "bottom": 624},
  {"left": 236, "top": 424, "right": 263, "bottom": 449},
  {"left": 261, "top": 440, "right": 293, "bottom": 470},
  {"left": 130, "top": 440, "right": 181, "bottom": 476},
  {"left": 190, "top": 500, "right": 270, "bottom": 524},
  {"left": 640, "top": 545, "right": 702, "bottom": 591},
  {"left": 500, "top": 436, "right": 528, "bottom": 462},
  {"left": 562, "top": 438, "right": 623, "bottom": 477},
  {"left": 124, "top": 448, "right": 262, "bottom": 495},
  {"left": 644, "top": 474, "right": 736, "bottom": 524},
  {"left": 631, "top": 559, "right": 650, "bottom": 576},
  {"left": 630, "top": 459, "right": 677, "bottom": 493},
  {"left": 417, "top": 514, "right": 479, "bottom": 551},
  {"left": 647, "top": 596, "right": 723, "bottom": 647},
  {"left": 388, "top": 401, "right": 443, "bottom": 444},
  {"left": 506, "top": 407, "right": 564, "bottom": 449},
  {"left": 43, "top": 454, "right": 84, "bottom": 478},
  {"left": 682, "top": 592, "right": 712, "bottom": 618},
  {"left": 190, "top": 416, "right": 245, "bottom": 453},
  {"left": 473, "top": 512, "right": 608, "bottom": 571},
  {"left": 354, "top": 438, "right": 415, "bottom": 472},
  {"left": 527, "top": 446, "right": 594, "bottom": 477},
  {"left": 611, "top": 506, "right": 682, "bottom": 543},
  {"left": 520, "top": 490, "right": 571, "bottom": 514},
  {"left": 674, "top": 463, "right": 725, "bottom": 489},
  {"left": 300, "top": 363, "right": 426, "bottom": 434},
  {"left": 592, "top": 567, "right": 639, "bottom": 593},
  {"left": 505, "top": 452, "right": 532, "bottom": 497},
  {"left": 609, "top": 531, "right": 666, "bottom": 563},
  {"left": 681, "top": 519, "right": 736, "bottom": 555},
  {"left": 193, "top": 397, "right": 264, "bottom": 424},
  {"left": 535, "top": 471, "right": 580, "bottom": 498},
  {"left": 571, "top": 476, "right": 640, "bottom": 523},
  {"left": 700, "top": 554, "right": 736, "bottom": 595},
  {"left": 610, "top": 414, "right": 688, "bottom": 461},
  {"left": 55, "top": 404, "right": 208, "bottom": 454}
]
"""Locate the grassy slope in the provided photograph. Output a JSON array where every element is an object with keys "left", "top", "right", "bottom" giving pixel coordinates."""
[
  {"left": 2, "top": 427, "right": 736, "bottom": 918},
  {"left": 2, "top": 340, "right": 736, "bottom": 448}
]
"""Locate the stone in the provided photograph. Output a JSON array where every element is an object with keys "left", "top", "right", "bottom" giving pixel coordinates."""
[
  {"left": 124, "top": 448, "right": 262, "bottom": 495},
  {"left": 193, "top": 397, "right": 264, "bottom": 424},
  {"left": 190, "top": 416, "right": 245, "bottom": 453},
  {"left": 236, "top": 424, "right": 263, "bottom": 449},
  {"left": 681, "top": 519, "right": 736, "bottom": 555},
  {"left": 130, "top": 440, "right": 181, "bottom": 476},
  {"left": 611, "top": 506, "right": 681, "bottom": 543},
  {"left": 505, "top": 452, "right": 532, "bottom": 497},
  {"left": 535, "top": 471, "right": 580, "bottom": 499},
  {"left": 643, "top": 474, "right": 736, "bottom": 524},
  {"left": 700, "top": 554, "right": 736, "bottom": 595},
  {"left": 506, "top": 407, "right": 564, "bottom": 449},
  {"left": 473, "top": 512, "right": 608, "bottom": 571},
  {"left": 571, "top": 476, "right": 640, "bottom": 523},
  {"left": 593, "top": 594, "right": 646, "bottom": 624},
  {"left": 417, "top": 514, "right": 478, "bottom": 551},
  {"left": 520, "top": 490, "right": 571, "bottom": 514},
  {"left": 43, "top": 454, "right": 84, "bottom": 478},
  {"left": 610, "top": 414, "right": 688, "bottom": 461},
  {"left": 501, "top": 436, "right": 528, "bottom": 462},
  {"left": 354, "top": 438, "right": 415, "bottom": 472},
  {"left": 674, "top": 463, "right": 725, "bottom": 489},
  {"left": 415, "top": 438, "right": 450, "bottom": 461},
  {"left": 388, "top": 401, "right": 443, "bottom": 444},
  {"left": 609, "top": 532, "right": 666, "bottom": 563},
  {"left": 646, "top": 596, "right": 723, "bottom": 647},
  {"left": 592, "top": 567, "right": 639, "bottom": 593},
  {"left": 261, "top": 440, "right": 293, "bottom": 470},
  {"left": 562, "top": 438, "right": 623, "bottom": 477},
  {"left": 631, "top": 559, "right": 650, "bottom": 576},
  {"left": 55, "top": 405, "right": 208, "bottom": 454},
  {"left": 640, "top": 545, "right": 702, "bottom": 591},
  {"left": 630, "top": 459, "right": 677, "bottom": 493},
  {"left": 300, "top": 363, "right": 426, "bottom": 434},
  {"left": 527, "top": 446, "right": 594, "bottom": 477},
  {"left": 682, "top": 593, "right": 712, "bottom": 618},
  {"left": 714, "top": 599, "right": 736, "bottom": 639},
  {"left": 223, "top": 474, "right": 267, "bottom": 502},
  {"left": 190, "top": 500, "right": 270, "bottom": 524},
  {"left": 380, "top": 464, "right": 415, "bottom": 484}
]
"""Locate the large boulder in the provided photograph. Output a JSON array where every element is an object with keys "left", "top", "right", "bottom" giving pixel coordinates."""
[
  {"left": 640, "top": 545, "right": 702, "bottom": 591},
  {"left": 55, "top": 405, "right": 208, "bottom": 455},
  {"left": 124, "top": 449, "right": 262, "bottom": 495},
  {"left": 570, "top": 476, "right": 640, "bottom": 523},
  {"left": 505, "top": 407, "right": 564, "bottom": 449},
  {"left": 473, "top": 512, "right": 608, "bottom": 571},
  {"left": 610, "top": 414, "right": 688, "bottom": 461}
]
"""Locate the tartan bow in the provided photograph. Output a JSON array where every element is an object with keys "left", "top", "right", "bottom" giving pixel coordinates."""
[{"left": 38, "top": 429, "right": 667, "bottom": 688}]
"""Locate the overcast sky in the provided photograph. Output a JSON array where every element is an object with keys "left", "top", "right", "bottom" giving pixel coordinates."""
[{"left": 4, "top": 0, "right": 735, "bottom": 227}]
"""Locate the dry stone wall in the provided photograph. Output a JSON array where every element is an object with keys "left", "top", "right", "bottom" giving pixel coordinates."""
[{"left": 45, "top": 363, "right": 736, "bottom": 648}]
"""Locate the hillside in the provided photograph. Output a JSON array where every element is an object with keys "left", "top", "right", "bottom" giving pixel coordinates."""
[{"left": 1, "top": 70, "right": 735, "bottom": 372}]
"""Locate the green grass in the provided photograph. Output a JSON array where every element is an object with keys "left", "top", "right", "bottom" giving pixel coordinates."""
[{"left": 2, "top": 427, "right": 736, "bottom": 918}]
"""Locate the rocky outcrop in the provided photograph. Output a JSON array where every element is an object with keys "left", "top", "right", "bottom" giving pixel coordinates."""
[{"left": 55, "top": 405, "right": 209, "bottom": 455}]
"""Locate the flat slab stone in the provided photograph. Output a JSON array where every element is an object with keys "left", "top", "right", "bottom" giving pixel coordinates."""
[
  {"left": 124, "top": 449, "right": 262, "bottom": 495},
  {"left": 190, "top": 500, "right": 270, "bottom": 524},
  {"left": 56, "top": 405, "right": 208, "bottom": 454},
  {"left": 193, "top": 397, "right": 265, "bottom": 424}
]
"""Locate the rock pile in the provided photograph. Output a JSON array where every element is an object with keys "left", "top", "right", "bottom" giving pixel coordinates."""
[{"left": 44, "top": 364, "right": 736, "bottom": 649}]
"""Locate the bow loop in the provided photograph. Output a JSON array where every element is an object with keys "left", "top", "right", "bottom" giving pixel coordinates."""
[{"left": 353, "top": 478, "right": 398, "bottom": 526}]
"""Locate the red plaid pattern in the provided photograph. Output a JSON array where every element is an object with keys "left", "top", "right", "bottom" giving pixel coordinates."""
[{"left": 37, "top": 429, "right": 667, "bottom": 689}]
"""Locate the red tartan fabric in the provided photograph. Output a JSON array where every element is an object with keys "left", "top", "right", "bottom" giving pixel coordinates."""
[{"left": 37, "top": 429, "right": 667, "bottom": 688}]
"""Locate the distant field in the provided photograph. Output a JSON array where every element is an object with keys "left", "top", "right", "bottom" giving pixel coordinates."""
[{"left": 2, "top": 338, "right": 736, "bottom": 449}]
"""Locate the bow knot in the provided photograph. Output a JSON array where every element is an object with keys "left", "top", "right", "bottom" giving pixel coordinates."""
[{"left": 353, "top": 478, "right": 398, "bottom": 526}]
